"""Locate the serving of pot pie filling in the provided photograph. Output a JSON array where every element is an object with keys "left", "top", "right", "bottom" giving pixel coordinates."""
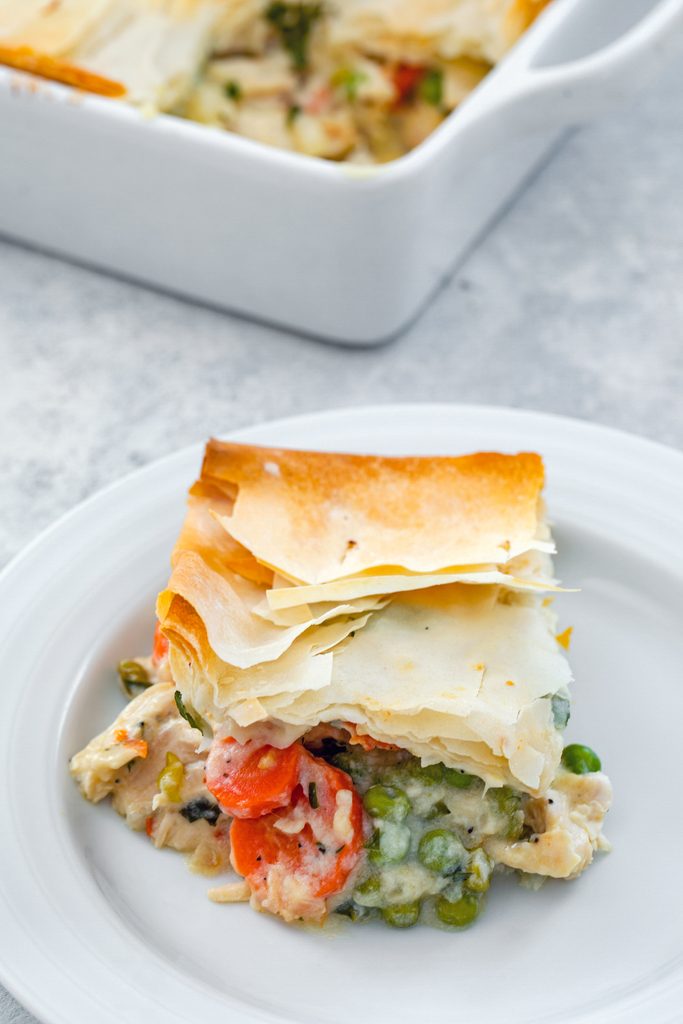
[
  {"left": 0, "top": 0, "right": 550, "bottom": 162},
  {"left": 71, "top": 441, "right": 611, "bottom": 930}
]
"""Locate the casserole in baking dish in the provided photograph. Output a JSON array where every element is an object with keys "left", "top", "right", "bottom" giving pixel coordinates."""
[
  {"left": 0, "top": 0, "right": 551, "bottom": 163},
  {"left": 0, "top": 0, "right": 681, "bottom": 343}
]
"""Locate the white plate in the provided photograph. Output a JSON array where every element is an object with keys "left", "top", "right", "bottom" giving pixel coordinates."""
[{"left": 1, "top": 404, "right": 682, "bottom": 1024}]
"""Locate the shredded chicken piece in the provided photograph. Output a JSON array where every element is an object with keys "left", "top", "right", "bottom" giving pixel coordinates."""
[
  {"left": 485, "top": 770, "right": 612, "bottom": 878},
  {"left": 208, "top": 880, "right": 251, "bottom": 903},
  {"left": 70, "top": 681, "right": 231, "bottom": 875}
]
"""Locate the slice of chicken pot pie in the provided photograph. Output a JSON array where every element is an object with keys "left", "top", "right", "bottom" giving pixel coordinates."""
[{"left": 70, "top": 441, "right": 611, "bottom": 930}]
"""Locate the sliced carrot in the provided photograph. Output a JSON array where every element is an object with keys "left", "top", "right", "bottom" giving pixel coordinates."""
[
  {"left": 114, "top": 728, "right": 148, "bottom": 759},
  {"left": 205, "top": 739, "right": 302, "bottom": 819},
  {"left": 304, "top": 83, "right": 333, "bottom": 115},
  {"left": 152, "top": 621, "right": 169, "bottom": 667},
  {"left": 230, "top": 751, "right": 365, "bottom": 921}
]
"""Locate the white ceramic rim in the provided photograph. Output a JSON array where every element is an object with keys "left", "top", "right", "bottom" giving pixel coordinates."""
[
  {"left": 1, "top": 0, "right": 680, "bottom": 187},
  {"left": 2, "top": 402, "right": 683, "bottom": 1024}
]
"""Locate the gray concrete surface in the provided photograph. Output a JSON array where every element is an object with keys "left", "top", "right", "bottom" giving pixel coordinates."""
[{"left": 1, "top": 56, "right": 682, "bottom": 1024}]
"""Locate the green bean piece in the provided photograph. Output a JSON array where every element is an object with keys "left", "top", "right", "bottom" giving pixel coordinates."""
[
  {"left": 561, "top": 743, "right": 601, "bottom": 774},
  {"left": 443, "top": 767, "right": 476, "bottom": 789},
  {"left": 363, "top": 784, "right": 411, "bottom": 822},
  {"left": 331, "top": 67, "right": 368, "bottom": 102},
  {"left": 436, "top": 894, "right": 480, "bottom": 928},
  {"left": 419, "top": 68, "right": 444, "bottom": 107},
  {"left": 418, "top": 829, "right": 466, "bottom": 875},
  {"left": 157, "top": 752, "right": 185, "bottom": 804},
  {"left": 382, "top": 901, "right": 421, "bottom": 928},
  {"left": 118, "top": 660, "right": 151, "bottom": 698}
]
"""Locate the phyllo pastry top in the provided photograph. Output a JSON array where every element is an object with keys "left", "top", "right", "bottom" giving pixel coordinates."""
[
  {"left": 0, "top": 0, "right": 222, "bottom": 107},
  {"left": 158, "top": 441, "right": 570, "bottom": 796}
]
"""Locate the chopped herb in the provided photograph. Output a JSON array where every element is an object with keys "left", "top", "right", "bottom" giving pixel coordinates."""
[
  {"left": 317, "top": 842, "right": 327, "bottom": 854},
  {"left": 308, "top": 781, "right": 319, "bottom": 808},
  {"left": 335, "top": 845, "right": 345, "bottom": 854},
  {"left": 265, "top": 2, "right": 323, "bottom": 72},
  {"left": 224, "top": 80, "right": 242, "bottom": 101},
  {"left": 180, "top": 797, "right": 221, "bottom": 826},
  {"left": 316, "top": 736, "right": 347, "bottom": 760},
  {"left": 419, "top": 68, "right": 444, "bottom": 107},
  {"left": 286, "top": 103, "right": 301, "bottom": 126},
  {"left": 174, "top": 690, "right": 207, "bottom": 734},
  {"left": 335, "top": 901, "right": 370, "bottom": 921},
  {"left": 331, "top": 67, "right": 368, "bottom": 102},
  {"left": 426, "top": 799, "right": 450, "bottom": 819}
]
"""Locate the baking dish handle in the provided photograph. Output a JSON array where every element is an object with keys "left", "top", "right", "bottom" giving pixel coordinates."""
[{"left": 463, "top": 0, "right": 683, "bottom": 132}]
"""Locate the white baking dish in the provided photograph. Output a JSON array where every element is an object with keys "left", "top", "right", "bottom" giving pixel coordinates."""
[{"left": 1, "top": 0, "right": 681, "bottom": 346}]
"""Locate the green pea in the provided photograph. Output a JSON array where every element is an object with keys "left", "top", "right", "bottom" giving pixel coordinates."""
[
  {"left": 562, "top": 743, "right": 601, "bottom": 774},
  {"left": 368, "top": 822, "right": 411, "bottom": 865},
  {"left": 382, "top": 901, "right": 421, "bottom": 928},
  {"left": 354, "top": 875, "right": 383, "bottom": 908},
  {"left": 487, "top": 786, "right": 525, "bottom": 839},
  {"left": 363, "top": 784, "right": 411, "bottom": 822},
  {"left": 443, "top": 767, "right": 476, "bottom": 789},
  {"left": 417, "top": 762, "right": 444, "bottom": 785},
  {"left": 487, "top": 786, "right": 520, "bottom": 815},
  {"left": 435, "top": 894, "right": 480, "bottom": 928},
  {"left": 418, "top": 829, "right": 466, "bottom": 875}
]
